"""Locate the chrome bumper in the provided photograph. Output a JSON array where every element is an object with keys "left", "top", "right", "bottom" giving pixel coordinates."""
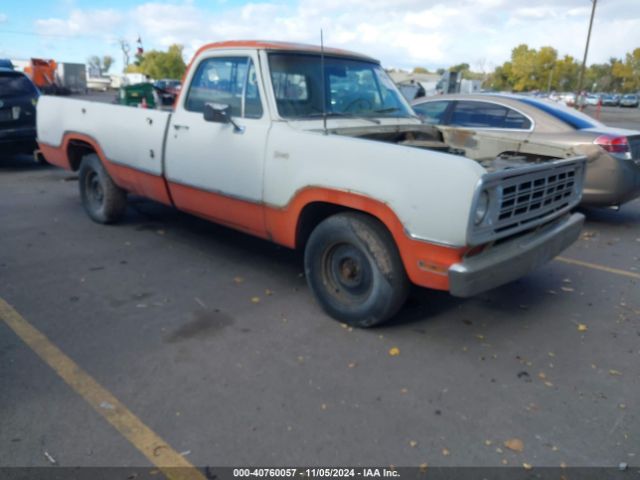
[{"left": 449, "top": 213, "right": 584, "bottom": 298}]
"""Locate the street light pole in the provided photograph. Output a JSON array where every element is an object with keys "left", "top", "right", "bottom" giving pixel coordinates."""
[{"left": 576, "top": 0, "right": 597, "bottom": 95}]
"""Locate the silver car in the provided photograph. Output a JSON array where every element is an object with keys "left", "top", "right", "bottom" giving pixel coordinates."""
[
  {"left": 412, "top": 94, "right": 640, "bottom": 207},
  {"left": 620, "top": 94, "right": 639, "bottom": 108}
]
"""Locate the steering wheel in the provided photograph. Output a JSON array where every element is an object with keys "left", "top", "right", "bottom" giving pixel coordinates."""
[{"left": 344, "top": 97, "right": 373, "bottom": 112}]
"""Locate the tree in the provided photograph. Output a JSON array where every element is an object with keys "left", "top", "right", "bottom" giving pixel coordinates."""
[
  {"left": 126, "top": 44, "right": 186, "bottom": 79},
  {"left": 586, "top": 61, "right": 614, "bottom": 92},
  {"left": 102, "top": 55, "right": 114, "bottom": 73},
  {"left": 87, "top": 55, "right": 115, "bottom": 76},
  {"left": 485, "top": 62, "right": 512, "bottom": 91},
  {"left": 553, "top": 55, "right": 579, "bottom": 91},
  {"left": 412, "top": 66, "right": 430, "bottom": 74},
  {"left": 508, "top": 44, "right": 557, "bottom": 91},
  {"left": 611, "top": 48, "right": 640, "bottom": 92},
  {"left": 125, "top": 64, "right": 143, "bottom": 74},
  {"left": 447, "top": 62, "right": 483, "bottom": 80}
]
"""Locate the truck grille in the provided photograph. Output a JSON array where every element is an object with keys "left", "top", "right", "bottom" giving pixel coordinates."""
[
  {"left": 468, "top": 157, "right": 586, "bottom": 246},
  {"left": 496, "top": 166, "right": 576, "bottom": 231}
]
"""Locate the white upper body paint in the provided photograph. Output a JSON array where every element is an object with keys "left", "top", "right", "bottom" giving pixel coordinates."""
[{"left": 37, "top": 45, "right": 489, "bottom": 247}]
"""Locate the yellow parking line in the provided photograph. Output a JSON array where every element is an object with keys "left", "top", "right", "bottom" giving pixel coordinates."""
[
  {"left": 555, "top": 256, "right": 640, "bottom": 280},
  {"left": 0, "top": 298, "right": 205, "bottom": 480}
]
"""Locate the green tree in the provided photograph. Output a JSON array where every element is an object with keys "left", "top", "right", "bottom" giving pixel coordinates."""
[
  {"left": 486, "top": 44, "right": 640, "bottom": 93},
  {"left": 553, "top": 55, "right": 579, "bottom": 91},
  {"left": 485, "top": 62, "right": 512, "bottom": 91},
  {"left": 508, "top": 44, "right": 536, "bottom": 91},
  {"left": 446, "top": 62, "right": 484, "bottom": 80},
  {"left": 449, "top": 62, "right": 469, "bottom": 72},
  {"left": 613, "top": 48, "right": 640, "bottom": 92},
  {"left": 412, "top": 66, "right": 430, "bottom": 74},
  {"left": 125, "top": 64, "right": 143, "bottom": 74},
  {"left": 508, "top": 44, "right": 558, "bottom": 91},
  {"left": 586, "top": 61, "right": 615, "bottom": 92},
  {"left": 126, "top": 44, "right": 186, "bottom": 79}
]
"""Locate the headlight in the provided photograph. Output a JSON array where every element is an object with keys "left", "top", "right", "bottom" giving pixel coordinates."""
[{"left": 474, "top": 190, "right": 490, "bottom": 225}]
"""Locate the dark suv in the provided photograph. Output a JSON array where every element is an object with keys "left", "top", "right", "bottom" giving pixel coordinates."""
[{"left": 0, "top": 68, "right": 40, "bottom": 155}]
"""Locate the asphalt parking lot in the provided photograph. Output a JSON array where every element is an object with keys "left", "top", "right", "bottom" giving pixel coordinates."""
[{"left": 1, "top": 99, "right": 639, "bottom": 474}]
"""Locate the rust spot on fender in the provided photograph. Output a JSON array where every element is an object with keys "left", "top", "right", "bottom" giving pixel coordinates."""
[{"left": 440, "top": 128, "right": 478, "bottom": 148}]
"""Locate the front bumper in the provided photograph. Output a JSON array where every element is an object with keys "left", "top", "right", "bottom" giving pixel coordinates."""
[{"left": 448, "top": 213, "right": 584, "bottom": 298}]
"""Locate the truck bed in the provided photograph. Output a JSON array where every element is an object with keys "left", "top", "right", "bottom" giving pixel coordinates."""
[{"left": 37, "top": 96, "right": 171, "bottom": 178}]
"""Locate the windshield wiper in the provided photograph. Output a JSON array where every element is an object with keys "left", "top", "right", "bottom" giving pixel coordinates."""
[
  {"left": 373, "top": 107, "right": 400, "bottom": 114},
  {"left": 306, "top": 112, "right": 381, "bottom": 125}
]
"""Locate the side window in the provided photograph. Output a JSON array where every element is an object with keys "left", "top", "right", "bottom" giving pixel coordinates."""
[
  {"left": 451, "top": 101, "right": 509, "bottom": 128},
  {"left": 186, "top": 56, "right": 263, "bottom": 118},
  {"left": 412, "top": 101, "right": 450, "bottom": 125},
  {"left": 504, "top": 108, "right": 531, "bottom": 129}
]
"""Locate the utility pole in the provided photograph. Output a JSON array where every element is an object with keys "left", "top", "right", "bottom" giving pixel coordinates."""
[{"left": 576, "top": 0, "right": 597, "bottom": 95}]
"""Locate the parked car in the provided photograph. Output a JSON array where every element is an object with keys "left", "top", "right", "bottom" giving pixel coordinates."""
[
  {"left": 585, "top": 94, "right": 600, "bottom": 106},
  {"left": 412, "top": 94, "right": 640, "bottom": 207},
  {"left": 0, "top": 58, "right": 14, "bottom": 70},
  {"left": 154, "top": 79, "right": 182, "bottom": 105},
  {"left": 37, "top": 41, "right": 586, "bottom": 327},
  {"left": 620, "top": 94, "right": 639, "bottom": 108},
  {"left": 601, "top": 94, "right": 619, "bottom": 107},
  {"left": 0, "top": 68, "right": 39, "bottom": 155},
  {"left": 560, "top": 92, "right": 576, "bottom": 106}
]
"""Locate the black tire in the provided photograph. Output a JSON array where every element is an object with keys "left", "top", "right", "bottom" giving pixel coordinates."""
[
  {"left": 78, "top": 153, "right": 127, "bottom": 224},
  {"left": 304, "top": 212, "right": 409, "bottom": 327}
]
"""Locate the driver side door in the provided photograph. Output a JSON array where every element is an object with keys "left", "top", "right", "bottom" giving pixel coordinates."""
[{"left": 165, "top": 52, "right": 270, "bottom": 237}]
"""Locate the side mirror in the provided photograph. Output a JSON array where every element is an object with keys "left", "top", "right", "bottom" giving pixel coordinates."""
[
  {"left": 203, "top": 102, "right": 231, "bottom": 123},
  {"left": 203, "top": 102, "right": 244, "bottom": 133}
]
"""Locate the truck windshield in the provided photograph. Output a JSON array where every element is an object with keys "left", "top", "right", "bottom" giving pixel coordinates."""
[
  {"left": 0, "top": 73, "right": 38, "bottom": 97},
  {"left": 268, "top": 53, "right": 414, "bottom": 120}
]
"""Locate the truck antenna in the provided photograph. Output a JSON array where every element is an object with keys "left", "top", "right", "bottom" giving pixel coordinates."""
[{"left": 320, "top": 29, "right": 328, "bottom": 135}]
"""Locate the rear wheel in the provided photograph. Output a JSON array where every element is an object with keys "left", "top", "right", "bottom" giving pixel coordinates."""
[
  {"left": 304, "top": 212, "right": 409, "bottom": 327},
  {"left": 78, "top": 153, "right": 127, "bottom": 224}
]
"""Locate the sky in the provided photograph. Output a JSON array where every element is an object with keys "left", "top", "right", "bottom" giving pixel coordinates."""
[{"left": 0, "top": 0, "right": 639, "bottom": 74}]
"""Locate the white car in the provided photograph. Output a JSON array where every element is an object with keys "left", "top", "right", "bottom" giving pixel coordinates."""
[{"left": 585, "top": 94, "right": 600, "bottom": 106}]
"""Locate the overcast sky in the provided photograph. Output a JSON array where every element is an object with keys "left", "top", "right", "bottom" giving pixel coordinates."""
[{"left": 1, "top": 0, "right": 639, "bottom": 73}]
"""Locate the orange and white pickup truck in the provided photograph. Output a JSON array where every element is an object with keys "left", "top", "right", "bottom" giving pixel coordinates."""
[{"left": 37, "top": 40, "right": 587, "bottom": 327}]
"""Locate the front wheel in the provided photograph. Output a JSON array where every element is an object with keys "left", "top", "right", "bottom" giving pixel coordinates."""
[
  {"left": 304, "top": 212, "right": 409, "bottom": 327},
  {"left": 78, "top": 153, "right": 127, "bottom": 224}
]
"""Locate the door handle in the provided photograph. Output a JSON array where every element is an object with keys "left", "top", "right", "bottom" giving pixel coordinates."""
[{"left": 173, "top": 124, "right": 189, "bottom": 130}]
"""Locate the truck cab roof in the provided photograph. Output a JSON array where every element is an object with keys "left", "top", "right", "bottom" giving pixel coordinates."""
[{"left": 194, "top": 40, "right": 379, "bottom": 63}]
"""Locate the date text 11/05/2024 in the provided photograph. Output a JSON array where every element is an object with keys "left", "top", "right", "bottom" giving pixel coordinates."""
[{"left": 233, "top": 468, "right": 401, "bottom": 478}]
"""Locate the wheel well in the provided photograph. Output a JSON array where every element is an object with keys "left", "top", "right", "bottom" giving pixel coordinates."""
[
  {"left": 67, "top": 140, "right": 96, "bottom": 171},
  {"left": 297, "top": 202, "right": 350, "bottom": 249},
  {"left": 295, "top": 202, "right": 390, "bottom": 250}
]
